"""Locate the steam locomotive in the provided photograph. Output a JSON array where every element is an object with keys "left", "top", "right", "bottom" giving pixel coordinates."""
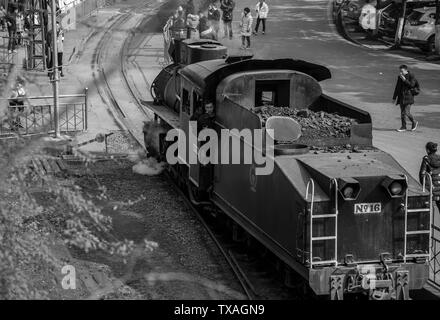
[{"left": 143, "top": 38, "right": 433, "bottom": 299}]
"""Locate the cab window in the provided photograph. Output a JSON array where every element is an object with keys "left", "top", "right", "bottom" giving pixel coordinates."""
[{"left": 255, "top": 80, "right": 290, "bottom": 108}]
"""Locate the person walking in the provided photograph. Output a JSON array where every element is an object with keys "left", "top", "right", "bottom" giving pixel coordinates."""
[
  {"left": 220, "top": 0, "right": 235, "bottom": 40},
  {"left": 208, "top": 2, "right": 221, "bottom": 40},
  {"left": 240, "top": 7, "right": 253, "bottom": 49},
  {"left": 253, "top": 0, "right": 269, "bottom": 35},
  {"left": 419, "top": 142, "right": 440, "bottom": 213},
  {"left": 392, "top": 64, "right": 419, "bottom": 132}
]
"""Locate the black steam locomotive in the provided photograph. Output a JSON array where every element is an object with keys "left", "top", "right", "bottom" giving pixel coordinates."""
[{"left": 144, "top": 38, "right": 433, "bottom": 300}]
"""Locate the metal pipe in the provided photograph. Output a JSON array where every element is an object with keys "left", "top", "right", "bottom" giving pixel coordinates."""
[
  {"left": 426, "top": 173, "right": 433, "bottom": 261},
  {"left": 394, "top": 0, "right": 407, "bottom": 47},
  {"left": 50, "top": 0, "right": 60, "bottom": 137},
  {"left": 435, "top": 0, "right": 440, "bottom": 55},
  {"left": 84, "top": 87, "right": 88, "bottom": 130},
  {"left": 332, "top": 178, "right": 339, "bottom": 267},
  {"left": 403, "top": 174, "right": 409, "bottom": 263},
  {"left": 305, "top": 179, "right": 315, "bottom": 267}
]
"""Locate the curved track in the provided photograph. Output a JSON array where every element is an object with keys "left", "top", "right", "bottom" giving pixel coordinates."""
[{"left": 92, "top": 2, "right": 156, "bottom": 145}]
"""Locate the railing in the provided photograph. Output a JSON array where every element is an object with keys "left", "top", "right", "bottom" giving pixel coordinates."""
[
  {"left": 0, "top": 36, "right": 14, "bottom": 71},
  {"left": 430, "top": 224, "right": 440, "bottom": 289},
  {"left": 0, "top": 88, "right": 88, "bottom": 137},
  {"left": 422, "top": 172, "right": 440, "bottom": 289}
]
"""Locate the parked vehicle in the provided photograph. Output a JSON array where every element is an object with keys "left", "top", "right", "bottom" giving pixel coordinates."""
[{"left": 403, "top": 7, "right": 437, "bottom": 53}]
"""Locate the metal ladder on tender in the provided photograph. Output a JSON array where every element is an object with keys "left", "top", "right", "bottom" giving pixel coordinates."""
[
  {"left": 305, "top": 178, "right": 339, "bottom": 268},
  {"left": 403, "top": 173, "right": 433, "bottom": 263}
]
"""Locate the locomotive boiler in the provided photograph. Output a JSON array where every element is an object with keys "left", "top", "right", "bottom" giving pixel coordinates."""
[{"left": 144, "top": 38, "right": 433, "bottom": 300}]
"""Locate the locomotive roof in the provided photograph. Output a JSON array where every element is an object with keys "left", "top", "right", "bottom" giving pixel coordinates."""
[{"left": 179, "top": 58, "right": 332, "bottom": 95}]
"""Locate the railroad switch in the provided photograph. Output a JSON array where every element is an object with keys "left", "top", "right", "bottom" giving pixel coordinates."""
[{"left": 64, "top": 133, "right": 115, "bottom": 155}]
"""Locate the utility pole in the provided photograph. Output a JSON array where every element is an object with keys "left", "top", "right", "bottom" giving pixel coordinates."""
[
  {"left": 50, "top": 0, "right": 60, "bottom": 137},
  {"left": 394, "top": 0, "right": 407, "bottom": 48},
  {"left": 435, "top": 0, "right": 440, "bottom": 55}
]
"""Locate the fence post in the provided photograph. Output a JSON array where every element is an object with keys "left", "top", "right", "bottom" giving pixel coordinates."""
[{"left": 84, "top": 87, "right": 88, "bottom": 130}]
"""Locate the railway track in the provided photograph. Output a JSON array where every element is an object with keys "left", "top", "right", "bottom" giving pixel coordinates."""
[
  {"left": 92, "top": 1, "right": 302, "bottom": 300},
  {"left": 92, "top": 1, "right": 157, "bottom": 144}
]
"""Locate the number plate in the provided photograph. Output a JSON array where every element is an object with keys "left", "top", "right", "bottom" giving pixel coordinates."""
[{"left": 354, "top": 203, "right": 382, "bottom": 214}]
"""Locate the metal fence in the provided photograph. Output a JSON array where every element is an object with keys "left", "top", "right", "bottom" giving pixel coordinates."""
[
  {"left": 0, "top": 88, "right": 88, "bottom": 138},
  {"left": 0, "top": 36, "right": 14, "bottom": 77}
]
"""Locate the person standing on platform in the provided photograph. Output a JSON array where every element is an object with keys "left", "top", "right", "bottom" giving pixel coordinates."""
[
  {"left": 253, "top": 0, "right": 269, "bottom": 35},
  {"left": 199, "top": 11, "right": 215, "bottom": 40},
  {"left": 208, "top": 2, "right": 221, "bottom": 40},
  {"left": 419, "top": 142, "right": 440, "bottom": 213},
  {"left": 240, "top": 7, "right": 253, "bottom": 49},
  {"left": 15, "top": 10, "right": 24, "bottom": 46},
  {"left": 6, "top": 6, "right": 17, "bottom": 53},
  {"left": 220, "top": 0, "right": 235, "bottom": 40},
  {"left": 186, "top": 11, "right": 200, "bottom": 39}
]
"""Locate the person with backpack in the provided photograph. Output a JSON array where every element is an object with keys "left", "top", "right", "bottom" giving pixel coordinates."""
[
  {"left": 419, "top": 142, "right": 440, "bottom": 213},
  {"left": 220, "top": 0, "right": 235, "bottom": 40},
  {"left": 392, "top": 64, "right": 420, "bottom": 132}
]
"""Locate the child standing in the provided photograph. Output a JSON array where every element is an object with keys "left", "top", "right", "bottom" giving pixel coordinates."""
[{"left": 240, "top": 7, "right": 253, "bottom": 49}]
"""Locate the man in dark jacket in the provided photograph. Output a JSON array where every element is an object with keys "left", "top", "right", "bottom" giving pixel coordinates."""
[
  {"left": 419, "top": 142, "right": 440, "bottom": 213},
  {"left": 220, "top": 0, "right": 235, "bottom": 39},
  {"left": 392, "top": 65, "right": 419, "bottom": 132}
]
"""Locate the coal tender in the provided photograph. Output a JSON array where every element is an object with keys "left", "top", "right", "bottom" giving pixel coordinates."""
[{"left": 145, "top": 38, "right": 433, "bottom": 300}]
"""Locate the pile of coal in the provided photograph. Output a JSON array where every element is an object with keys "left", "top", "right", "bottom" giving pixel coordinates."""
[{"left": 256, "top": 106, "right": 356, "bottom": 139}]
